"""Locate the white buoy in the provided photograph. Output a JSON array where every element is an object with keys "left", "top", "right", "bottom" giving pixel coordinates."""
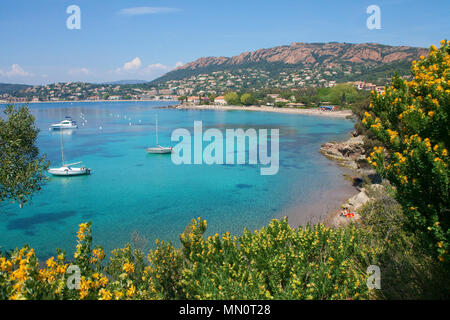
[
  {"left": 99, "top": 126, "right": 103, "bottom": 130},
  {"left": 129, "top": 122, "right": 132, "bottom": 126}
]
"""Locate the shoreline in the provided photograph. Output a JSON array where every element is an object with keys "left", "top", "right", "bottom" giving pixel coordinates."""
[
  {"left": 278, "top": 175, "right": 359, "bottom": 228},
  {"left": 177, "top": 104, "right": 354, "bottom": 118},
  {"left": 0, "top": 99, "right": 179, "bottom": 104},
  {"left": 1, "top": 100, "right": 355, "bottom": 119},
  {"left": 280, "top": 134, "right": 367, "bottom": 229}
]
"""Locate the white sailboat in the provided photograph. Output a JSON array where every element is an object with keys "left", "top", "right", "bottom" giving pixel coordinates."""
[
  {"left": 48, "top": 130, "right": 91, "bottom": 176},
  {"left": 146, "top": 114, "right": 173, "bottom": 154}
]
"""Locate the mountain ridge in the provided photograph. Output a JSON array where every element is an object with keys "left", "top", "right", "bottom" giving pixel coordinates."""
[
  {"left": 150, "top": 42, "right": 428, "bottom": 88},
  {"left": 174, "top": 42, "right": 427, "bottom": 71}
]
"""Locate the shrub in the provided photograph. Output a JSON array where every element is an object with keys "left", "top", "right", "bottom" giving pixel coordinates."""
[
  {"left": 0, "top": 218, "right": 379, "bottom": 300},
  {"left": 359, "top": 184, "right": 450, "bottom": 299},
  {"left": 362, "top": 40, "right": 449, "bottom": 263}
]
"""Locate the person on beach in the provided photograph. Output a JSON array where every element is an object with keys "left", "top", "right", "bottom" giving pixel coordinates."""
[{"left": 341, "top": 207, "right": 349, "bottom": 217}]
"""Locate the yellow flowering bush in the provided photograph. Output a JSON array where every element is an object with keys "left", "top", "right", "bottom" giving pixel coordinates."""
[
  {"left": 363, "top": 40, "right": 449, "bottom": 263},
  {"left": 0, "top": 218, "right": 379, "bottom": 300}
]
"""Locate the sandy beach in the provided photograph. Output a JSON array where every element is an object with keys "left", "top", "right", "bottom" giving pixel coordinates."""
[{"left": 177, "top": 104, "right": 354, "bottom": 118}]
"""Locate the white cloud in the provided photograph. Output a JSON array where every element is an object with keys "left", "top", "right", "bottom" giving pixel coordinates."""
[
  {"left": 175, "top": 61, "right": 184, "bottom": 68},
  {"left": 123, "top": 57, "right": 142, "bottom": 71},
  {"left": 0, "top": 64, "right": 34, "bottom": 77},
  {"left": 110, "top": 59, "right": 182, "bottom": 81},
  {"left": 142, "top": 63, "right": 171, "bottom": 74},
  {"left": 119, "top": 7, "right": 180, "bottom": 16},
  {"left": 68, "top": 67, "right": 91, "bottom": 76},
  {"left": 115, "top": 57, "right": 142, "bottom": 73}
]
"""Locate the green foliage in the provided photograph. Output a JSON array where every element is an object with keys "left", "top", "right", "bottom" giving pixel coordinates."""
[
  {"left": 0, "top": 104, "right": 49, "bottom": 207},
  {"left": 359, "top": 184, "right": 450, "bottom": 299},
  {"left": 0, "top": 83, "right": 32, "bottom": 95},
  {"left": 318, "top": 84, "right": 367, "bottom": 107},
  {"left": 224, "top": 92, "right": 240, "bottom": 105},
  {"left": 363, "top": 41, "right": 449, "bottom": 263},
  {"left": 0, "top": 218, "right": 379, "bottom": 300},
  {"left": 240, "top": 93, "right": 255, "bottom": 106}
]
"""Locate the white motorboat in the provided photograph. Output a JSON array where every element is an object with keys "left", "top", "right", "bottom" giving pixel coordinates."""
[
  {"left": 50, "top": 117, "right": 78, "bottom": 130},
  {"left": 146, "top": 115, "right": 173, "bottom": 154},
  {"left": 48, "top": 129, "right": 91, "bottom": 176}
]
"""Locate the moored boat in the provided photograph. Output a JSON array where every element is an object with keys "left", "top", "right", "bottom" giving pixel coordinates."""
[
  {"left": 50, "top": 116, "right": 78, "bottom": 130},
  {"left": 146, "top": 114, "right": 172, "bottom": 154},
  {"left": 48, "top": 163, "right": 91, "bottom": 176},
  {"left": 146, "top": 146, "right": 173, "bottom": 154},
  {"left": 48, "top": 129, "right": 91, "bottom": 176}
]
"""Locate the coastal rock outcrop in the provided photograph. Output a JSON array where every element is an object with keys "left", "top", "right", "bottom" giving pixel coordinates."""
[
  {"left": 320, "top": 133, "right": 384, "bottom": 228},
  {"left": 319, "top": 135, "right": 366, "bottom": 170},
  {"left": 325, "top": 184, "right": 384, "bottom": 228}
]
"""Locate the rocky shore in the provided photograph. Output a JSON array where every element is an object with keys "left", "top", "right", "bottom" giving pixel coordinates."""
[{"left": 319, "top": 132, "right": 383, "bottom": 228}]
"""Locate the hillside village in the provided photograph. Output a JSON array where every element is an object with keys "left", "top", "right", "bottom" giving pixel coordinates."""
[
  {"left": 0, "top": 78, "right": 384, "bottom": 107},
  {"left": 0, "top": 42, "right": 423, "bottom": 106}
]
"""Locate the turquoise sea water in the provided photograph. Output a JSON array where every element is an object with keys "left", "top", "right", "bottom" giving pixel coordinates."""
[{"left": 0, "top": 101, "right": 354, "bottom": 259}]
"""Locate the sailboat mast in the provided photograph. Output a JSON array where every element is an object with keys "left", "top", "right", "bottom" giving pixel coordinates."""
[
  {"left": 156, "top": 115, "right": 158, "bottom": 146},
  {"left": 60, "top": 129, "right": 65, "bottom": 165}
]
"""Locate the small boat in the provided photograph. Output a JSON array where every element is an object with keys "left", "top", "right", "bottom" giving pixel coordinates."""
[
  {"left": 146, "top": 115, "right": 173, "bottom": 154},
  {"left": 48, "top": 163, "right": 91, "bottom": 176},
  {"left": 50, "top": 116, "right": 78, "bottom": 130},
  {"left": 146, "top": 146, "right": 173, "bottom": 154},
  {"left": 48, "top": 130, "right": 91, "bottom": 176}
]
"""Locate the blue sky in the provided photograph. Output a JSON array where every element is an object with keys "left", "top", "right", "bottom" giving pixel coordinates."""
[{"left": 0, "top": 0, "right": 448, "bottom": 85}]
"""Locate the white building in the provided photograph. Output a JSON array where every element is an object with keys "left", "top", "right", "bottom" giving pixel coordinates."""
[{"left": 214, "top": 96, "right": 226, "bottom": 105}]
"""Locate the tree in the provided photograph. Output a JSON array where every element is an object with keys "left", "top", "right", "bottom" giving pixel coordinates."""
[
  {"left": 0, "top": 104, "right": 49, "bottom": 207},
  {"left": 224, "top": 92, "right": 240, "bottom": 105},
  {"left": 341, "top": 92, "right": 347, "bottom": 106},
  {"left": 363, "top": 41, "right": 449, "bottom": 263},
  {"left": 240, "top": 93, "right": 255, "bottom": 106}
]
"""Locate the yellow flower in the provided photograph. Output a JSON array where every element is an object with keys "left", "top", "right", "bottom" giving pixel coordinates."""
[
  {"left": 123, "top": 262, "right": 135, "bottom": 274},
  {"left": 46, "top": 257, "right": 56, "bottom": 268},
  {"left": 99, "top": 289, "right": 112, "bottom": 300},
  {"left": 114, "top": 291, "right": 124, "bottom": 300},
  {"left": 127, "top": 284, "right": 136, "bottom": 297},
  {"left": 428, "top": 111, "right": 435, "bottom": 117},
  {"left": 77, "top": 223, "right": 89, "bottom": 240}
]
